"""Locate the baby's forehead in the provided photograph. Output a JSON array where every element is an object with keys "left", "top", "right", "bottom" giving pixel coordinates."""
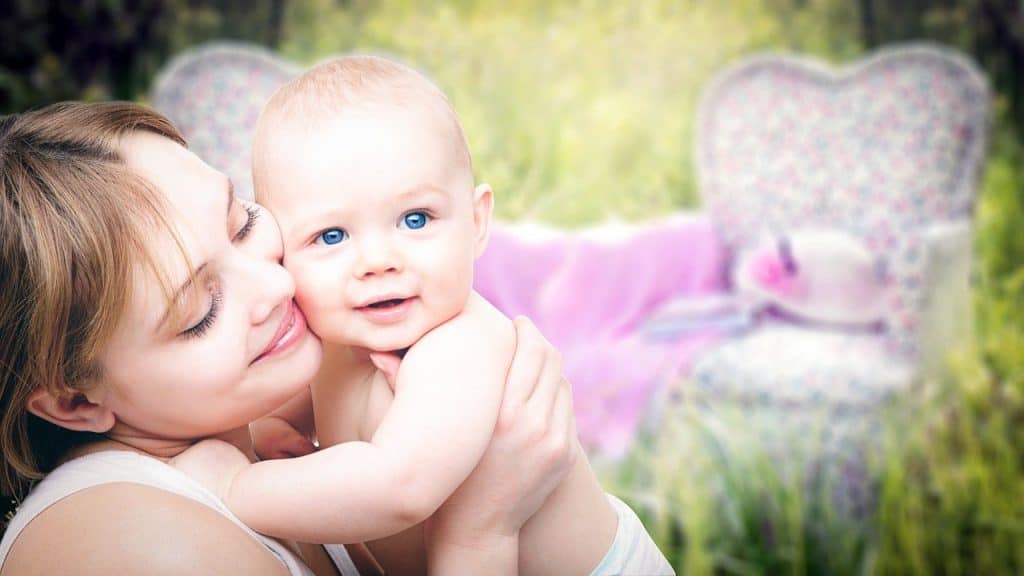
[
  {"left": 269, "top": 95, "right": 456, "bottom": 146},
  {"left": 260, "top": 104, "right": 469, "bottom": 183},
  {"left": 262, "top": 70, "right": 467, "bottom": 151}
]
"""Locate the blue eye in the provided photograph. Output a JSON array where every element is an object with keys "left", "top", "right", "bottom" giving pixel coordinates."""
[
  {"left": 318, "top": 228, "right": 348, "bottom": 245},
  {"left": 401, "top": 211, "right": 430, "bottom": 230}
]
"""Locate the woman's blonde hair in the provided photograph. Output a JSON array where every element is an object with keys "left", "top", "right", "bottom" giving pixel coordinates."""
[{"left": 0, "top": 101, "right": 186, "bottom": 502}]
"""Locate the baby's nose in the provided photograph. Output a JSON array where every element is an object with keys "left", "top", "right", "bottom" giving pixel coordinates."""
[{"left": 354, "top": 236, "right": 402, "bottom": 277}]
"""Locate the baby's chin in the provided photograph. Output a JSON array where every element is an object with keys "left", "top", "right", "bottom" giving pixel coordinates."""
[
  {"left": 366, "top": 337, "right": 419, "bottom": 355},
  {"left": 336, "top": 331, "right": 421, "bottom": 356},
  {"left": 316, "top": 314, "right": 448, "bottom": 355}
]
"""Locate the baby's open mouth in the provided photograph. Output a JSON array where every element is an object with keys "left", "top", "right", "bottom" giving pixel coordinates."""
[
  {"left": 356, "top": 296, "right": 414, "bottom": 324},
  {"left": 366, "top": 298, "right": 407, "bottom": 309}
]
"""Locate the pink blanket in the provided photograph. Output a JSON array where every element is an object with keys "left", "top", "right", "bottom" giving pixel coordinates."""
[{"left": 474, "top": 215, "right": 728, "bottom": 456}]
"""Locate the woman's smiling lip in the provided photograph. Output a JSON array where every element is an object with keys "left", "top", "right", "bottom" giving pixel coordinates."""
[{"left": 253, "top": 301, "right": 306, "bottom": 364}]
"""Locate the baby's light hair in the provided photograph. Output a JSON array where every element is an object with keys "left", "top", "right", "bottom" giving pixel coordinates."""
[{"left": 253, "top": 54, "right": 473, "bottom": 201}]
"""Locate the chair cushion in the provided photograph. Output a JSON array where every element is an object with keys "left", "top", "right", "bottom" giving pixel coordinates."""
[{"left": 692, "top": 324, "right": 915, "bottom": 409}]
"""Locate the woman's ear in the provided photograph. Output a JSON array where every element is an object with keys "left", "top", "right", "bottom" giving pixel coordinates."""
[
  {"left": 472, "top": 183, "right": 494, "bottom": 258},
  {"left": 25, "top": 388, "right": 116, "bottom": 433}
]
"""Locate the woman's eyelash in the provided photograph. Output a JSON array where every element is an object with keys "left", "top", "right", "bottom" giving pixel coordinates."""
[
  {"left": 233, "top": 204, "right": 260, "bottom": 241},
  {"left": 181, "top": 288, "right": 223, "bottom": 339}
]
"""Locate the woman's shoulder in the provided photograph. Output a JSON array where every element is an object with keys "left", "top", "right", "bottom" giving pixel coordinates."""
[
  {"left": 2, "top": 480, "right": 290, "bottom": 575},
  {"left": 0, "top": 450, "right": 292, "bottom": 576},
  {"left": 168, "top": 438, "right": 253, "bottom": 501}
]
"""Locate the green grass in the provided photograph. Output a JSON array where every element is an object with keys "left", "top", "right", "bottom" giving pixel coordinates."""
[{"left": 598, "top": 399, "right": 878, "bottom": 575}]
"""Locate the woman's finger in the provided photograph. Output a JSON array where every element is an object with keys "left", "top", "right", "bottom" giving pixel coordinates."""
[
  {"left": 561, "top": 384, "right": 580, "bottom": 464},
  {"left": 544, "top": 383, "right": 578, "bottom": 476},
  {"left": 530, "top": 352, "right": 564, "bottom": 426},
  {"left": 520, "top": 320, "right": 561, "bottom": 408},
  {"left": 552, "top": 378, "right": 576, "bottom": 439},
  {"left": 502, "top": 316, "right": 547, "bottom": 415}
]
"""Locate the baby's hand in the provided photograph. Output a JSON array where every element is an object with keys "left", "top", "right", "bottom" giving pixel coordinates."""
[
  {"left": 250, "top": 415, "right": 317, "bottom": 460},
  {"left": 369, "top": 352, "right": 402, "bottom": 392}
]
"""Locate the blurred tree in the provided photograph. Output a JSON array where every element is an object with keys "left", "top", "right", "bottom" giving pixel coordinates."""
[
  {"left": 0, "top": 0, "right": 285, "bottom": 114},
  {"left": 859, "top": 0, "right": 1024, "bottom": 138}
]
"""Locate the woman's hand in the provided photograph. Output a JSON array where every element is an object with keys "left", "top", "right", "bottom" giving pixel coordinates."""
[
  {"left": 424, "top": 316, "right": 578, "bottom": 573},
  {"left": 250, "top": 388, "right": 317, "bottom": 460}
]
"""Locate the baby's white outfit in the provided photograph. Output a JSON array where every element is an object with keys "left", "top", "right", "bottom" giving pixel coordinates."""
[{"left": 590, "top": 493, "right": 676, "bottom": 575}]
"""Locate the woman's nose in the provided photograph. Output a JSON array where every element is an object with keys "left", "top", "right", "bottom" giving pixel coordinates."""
[{"left": 242, "top": 255, "right": 296, "bottom": 325}]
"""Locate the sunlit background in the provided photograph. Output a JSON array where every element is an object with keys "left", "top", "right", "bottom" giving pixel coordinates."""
[{"left": 3, "top": 1, "right": 1023, "bottom": 574}]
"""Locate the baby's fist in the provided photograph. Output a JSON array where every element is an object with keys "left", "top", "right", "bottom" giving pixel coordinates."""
[{"left": 250, "top": 415, "right": 316, "bottom": 460}]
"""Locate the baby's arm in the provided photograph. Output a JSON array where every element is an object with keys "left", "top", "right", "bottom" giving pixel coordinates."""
[{"left": 220, "top": 294, "right": 514, "bottom": 544}]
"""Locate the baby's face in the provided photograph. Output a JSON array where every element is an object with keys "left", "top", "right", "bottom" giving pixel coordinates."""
[{"left": 257, "top": 104, "right": 491, "bottom": 352}]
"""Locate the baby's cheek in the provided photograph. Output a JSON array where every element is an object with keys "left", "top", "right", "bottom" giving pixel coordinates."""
[
  {"left": 291, "top": 271, "right": 325, "bottom": 311},
  {"left": 280, "top": 250, "right": 310, "bottom": 283},
  {"left": 289, "top": 267, "right": 340, "bottom": 326},
  {"left": 288, "top": 262, "right": 327, "bottom": 301},
  {"left": 292, "top": 288, "right": 331, "bottom": 340}
]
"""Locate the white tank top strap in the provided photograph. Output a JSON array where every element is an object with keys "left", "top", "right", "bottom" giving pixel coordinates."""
[{"left": 0, "top": 450, "right": 359, "bottom": 575}]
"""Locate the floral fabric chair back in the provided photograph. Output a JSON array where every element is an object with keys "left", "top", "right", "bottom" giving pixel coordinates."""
[
  {"left": 697, "top": 43, "right": 988, "bottom": 357},
  {"left": 692, "top": 43, "right": 989, "bottom": 430},
  {"left": 151, "top": 42, "right": 298, "bottom": 201}
]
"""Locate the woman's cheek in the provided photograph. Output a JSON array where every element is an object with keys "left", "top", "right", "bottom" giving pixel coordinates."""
[{"left": 200, "top": 336, "right": 250, "bottom": 390}]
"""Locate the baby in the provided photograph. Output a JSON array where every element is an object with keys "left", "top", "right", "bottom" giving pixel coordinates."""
[{"left": 201, "top": 54, "right": 673, "bottom": 576}]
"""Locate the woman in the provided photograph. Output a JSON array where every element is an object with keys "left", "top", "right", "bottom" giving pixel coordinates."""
[{"left": 0, "top": 101, "right": 577, "bottom": 575}]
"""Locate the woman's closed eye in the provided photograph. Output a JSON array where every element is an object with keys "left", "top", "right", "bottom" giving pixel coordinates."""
[
  {"left": 175, "top": 200, "right": 257, "bottom": 341},
  {"left": 181, "top": 287, "right": 223, "bottom": 339},
  {"left": 400, "top": 211, "right": 431, "bottom": 230},
  {"left": 233, "top": 203, "right": 261, "bottom": 242},
  {"left": 316, "top": 227, "right": 348, "bottom": 246}
]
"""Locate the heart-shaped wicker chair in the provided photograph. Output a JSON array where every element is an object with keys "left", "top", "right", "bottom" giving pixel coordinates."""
[
  {"left": 151, "top": 42, "right": 298, "bottom": 201},
  {"left": 691, "top": 43, "right": 989, "bottom": 476}
]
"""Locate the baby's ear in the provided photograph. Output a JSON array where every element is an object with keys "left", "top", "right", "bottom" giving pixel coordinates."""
[{"left": 471, "top": 183, "right": 494, "bottom": 258}]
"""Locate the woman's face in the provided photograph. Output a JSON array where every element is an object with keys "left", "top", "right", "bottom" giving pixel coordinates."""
[{"left": 92, "top": 132, "right": 321, "bottom": 442}]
